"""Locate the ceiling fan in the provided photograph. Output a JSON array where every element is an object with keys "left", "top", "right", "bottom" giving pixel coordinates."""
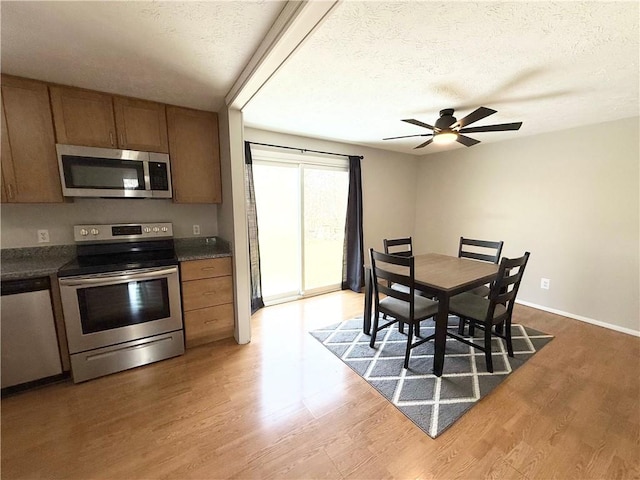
[{"left": 383, "top": 107, "right": 522, "bottom": 149}]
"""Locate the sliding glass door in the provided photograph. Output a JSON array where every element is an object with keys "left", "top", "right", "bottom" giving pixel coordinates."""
[{"left": 253, "top": 152, "right": 348, "bottom": 304}]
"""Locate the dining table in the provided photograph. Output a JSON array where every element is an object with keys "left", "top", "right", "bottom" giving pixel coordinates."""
[{"left": 363, "top": 252, "right": 499, "bottom": 377}]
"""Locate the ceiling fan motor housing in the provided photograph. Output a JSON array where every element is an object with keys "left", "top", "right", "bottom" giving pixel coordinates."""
[{"left": 436, "top": 109, "right": 457, "bottom": 130}]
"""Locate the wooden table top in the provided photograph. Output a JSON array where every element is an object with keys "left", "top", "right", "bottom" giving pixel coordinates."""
[{"left": 380, "top": 253, "right": 499, "bottom": 293}]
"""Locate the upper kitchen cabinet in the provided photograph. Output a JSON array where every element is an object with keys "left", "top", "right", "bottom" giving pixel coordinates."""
[
  {"left": 49, "top": 85, "right": 117, "bottom": 149},
  {"left": 167, "top": 106, "right": 221, "bottom": 204},
  {"left": 113, "top": 97, "right": 168, "bottom": 153},
  {"left": 1, "top": 75, "right": 63, "bottom": 203},
  {"left": 50, "top": 85, "right": 168, "bottom": 153}
]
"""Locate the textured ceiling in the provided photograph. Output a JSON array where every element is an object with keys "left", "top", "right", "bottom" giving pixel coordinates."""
[
  {"left": 1, "top": 1, "right": 638, "bottom": 156},
  {"left": 0, "top": 1, "right": 285, "bottom": 111},
  {"left": 243, "top": 1, "right": 640, "bottom": 155}
]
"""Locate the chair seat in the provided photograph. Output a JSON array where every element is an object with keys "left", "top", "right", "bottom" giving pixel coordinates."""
[
  {"left": 391, "top": 283, "right": 433, "bottom": 299},
  {"left": 390, "top": 283, "right": 410, "bottom": 294},
  {"left": 467, "top": 284, "right": 490, "bottom": 297},
  {"left": 449, "top": 292, "right": 506, "bottom": 323},
  {"left": 380, "top": 294, "right": 439, "bottom": 320}
]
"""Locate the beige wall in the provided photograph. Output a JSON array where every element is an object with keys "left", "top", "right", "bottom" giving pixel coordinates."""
[
  {"left": 0, "top": 199, "right": 218, "bottom": 248},
  {"left": 244, "top": 128, "right": 419, "bottom": 257},
  {"left": 413, "top": 117, "right": 640, "bottom": 334}
]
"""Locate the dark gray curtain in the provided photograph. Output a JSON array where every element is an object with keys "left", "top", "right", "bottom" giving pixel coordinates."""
[
  {"left": 342, "top": 155, "right": 364, "bottom": 292},
  {"left": 244, "top": 142, "right": 264, "bottom": 313}
]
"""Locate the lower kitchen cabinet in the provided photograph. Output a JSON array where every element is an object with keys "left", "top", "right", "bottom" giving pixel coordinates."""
[{"left": 180, "top": 257, "right": 235, "bottom": 348}]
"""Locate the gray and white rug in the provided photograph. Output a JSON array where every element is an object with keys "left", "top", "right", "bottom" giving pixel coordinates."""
[{"left": 310, "top": 316, "right": 553, "bottom": 438}]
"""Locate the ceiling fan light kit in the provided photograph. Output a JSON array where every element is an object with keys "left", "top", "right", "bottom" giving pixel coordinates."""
[
  {"left": 433, "top": 130, "right": 457, "bottom": 145},
  {"left": 384, "top": 106, "right": 523, "bottom": 150}
]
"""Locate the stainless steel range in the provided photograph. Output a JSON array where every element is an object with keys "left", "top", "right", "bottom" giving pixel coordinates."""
[{"left": 58, "top": 223, "right": 184, "bottom": 383}]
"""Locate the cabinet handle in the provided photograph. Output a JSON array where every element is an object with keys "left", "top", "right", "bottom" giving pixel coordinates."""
[
  {"left": 120, "top": 133, "right": 125, "bottom": 146},
  {"left": 109, "top": 132, "right": 115, "bottom": 146},
  {"left": 7, "top": 184, "right": 14, "bottom": 199}
]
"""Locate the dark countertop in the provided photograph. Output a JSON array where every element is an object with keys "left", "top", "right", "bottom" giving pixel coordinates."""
[
  {"left": 1, "top": 237, "right": 232, "bottom": 281},
  {"left": 174, "top": 237, "right": 232, "bottom": 262},
  {"left": 1, "top": 246, "right": 77, "bottom": 281}
]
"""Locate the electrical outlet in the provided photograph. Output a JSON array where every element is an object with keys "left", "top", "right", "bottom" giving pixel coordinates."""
[
  {"left": 193, "top": 224, "right": 201, "bottom": 235},
  {"left": 540, "top": 278, "right": 550, "bottom": 290},
  {"left": 37, "top": 229, "right": 50, "bottom": 243}
]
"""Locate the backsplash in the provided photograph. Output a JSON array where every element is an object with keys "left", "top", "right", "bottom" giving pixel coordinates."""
[{"left": 1, "top": 198, "right": 218, "bottom": 248}]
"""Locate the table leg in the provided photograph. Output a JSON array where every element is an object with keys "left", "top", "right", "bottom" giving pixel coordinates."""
[
  {"left": 433, "top": 293, "right": 450, "bottom": 377},
  {"left": 363, "top": 266, "right": 372, "bottom": 335}
]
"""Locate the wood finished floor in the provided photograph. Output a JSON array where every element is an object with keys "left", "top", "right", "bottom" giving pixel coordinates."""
[{"left": 1, "top": 290, "right": 639, "bottom": 479}]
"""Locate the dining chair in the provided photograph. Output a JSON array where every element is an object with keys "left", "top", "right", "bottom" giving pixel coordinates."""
[
  {"left": 458, "top": 237, "right": 504, "bottom": 297},
  {"left": 369, "top": 248, "right": 439, "bottom": 369},
  {"left": 446, "top": 252, "right": 530, "bottom": 373},
  {"left": 383, "top": 237, "right": 413, "bottom": 257}
]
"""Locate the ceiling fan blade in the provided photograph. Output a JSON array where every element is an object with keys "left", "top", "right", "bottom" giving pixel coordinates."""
[
  {"left": 451, "top": 107, "right": 497, "bottom": 129},
  {"left": 383, "top": 133, "right": 433, "bottom": 140},
  {"left": 414, "top": 138, "right": 434, "bottom": 149},
  {"left": 402, "top": 118, "right": 435, "bottom": 130},
  {"left": 456, "top": 134, "right": 480, "bottom": 147},
  {"left": 459, "top": 122, "right": 523, "bottom": 133}
]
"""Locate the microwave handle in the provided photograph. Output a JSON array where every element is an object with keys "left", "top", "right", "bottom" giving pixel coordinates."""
[{"left": 59, "top": 267, "right": 177, "bottom": 286}]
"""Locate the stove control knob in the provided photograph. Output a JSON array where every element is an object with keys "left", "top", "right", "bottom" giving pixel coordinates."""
[
  {"left": 152, "top": 226, "right": 160, "bottom": 233},
  {"left": 90, "top": 228, "right": 99, "bottom": 236},
  {"left": 80, "top": 228, "right": 89, "bottom": 236},
  {"left": 161, "top": 226, "right": 168, "bottom": 233},
  {"left": 144, "top": 227, "right": 152, "bottom": 233}
]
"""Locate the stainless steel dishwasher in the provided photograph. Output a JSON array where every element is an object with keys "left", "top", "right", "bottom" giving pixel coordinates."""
[{"left": 1, "top": 276, "right": 63, "bottom": 391}]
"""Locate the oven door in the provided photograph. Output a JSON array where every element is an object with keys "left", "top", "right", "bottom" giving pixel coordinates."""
[{"left": 59, "top": 266, "right": 182, "bottom": 354}]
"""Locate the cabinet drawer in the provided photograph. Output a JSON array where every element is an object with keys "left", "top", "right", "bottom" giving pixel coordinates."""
[
  {"left": 182, "top": 276, "right": 233, "bottom": 311},
  {"left": 184, "top": 304, "right": 234, "bottom": 347},
  {"left": 180, "top": 257, "right": 232, "bottom": 281}
]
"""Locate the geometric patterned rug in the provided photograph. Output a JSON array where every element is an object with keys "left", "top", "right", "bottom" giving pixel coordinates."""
[{"left": 310, "top": 316, "right": 553, "bottom": 438}]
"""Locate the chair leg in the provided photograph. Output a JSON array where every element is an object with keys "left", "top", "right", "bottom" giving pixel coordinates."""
[
  {"left": 398, "top": 321, "right": 404, "bottom": 334},
  {"left": 369, "top": 310, "right": 380, "bottom": 348},
  {"left": 404, "top": 322, "right": 414, "bottom": 369},
  {"left": 495, "top": 320, "right": 504, "bottom": 335},
  {"left": 484, "top": 325, "right": 493, "bottom": 373},
  {"left": 504, "top": 318, "right": 514, "bottom": 357},
  {"left": 416, "top": 321, "right": 421, "bottom": 337},
  {"left": 469, "top": 322, "right": 475, "bottom": 337},
  {"left": 457, "top": 317, "right": 466, "bottom": 335}
]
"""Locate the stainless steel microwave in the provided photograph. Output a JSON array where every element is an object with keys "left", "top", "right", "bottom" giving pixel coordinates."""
[{"left": 56, "top": 144, "right": 172, "bottom": 199}]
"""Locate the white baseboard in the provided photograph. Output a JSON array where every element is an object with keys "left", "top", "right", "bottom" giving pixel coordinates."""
[{"left": 516, "top": 300, "right": 640, "bottom": 338}]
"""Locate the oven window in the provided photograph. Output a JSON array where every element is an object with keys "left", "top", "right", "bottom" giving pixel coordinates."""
[
  {"left": 77, "top": 278, "right": 170, "bottom": 334},
  {"left": 62, "top": 156, "right": 146, "bottom": 190}
]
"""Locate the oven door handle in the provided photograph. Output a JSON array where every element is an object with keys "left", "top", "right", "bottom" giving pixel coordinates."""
[{"left": 59, "top": 267, "right": 177, "bottom": 286}]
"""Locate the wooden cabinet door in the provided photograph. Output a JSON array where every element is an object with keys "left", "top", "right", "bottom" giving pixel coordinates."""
[
  {"left": 113, "top": 96, "right": 168, "bottom": 153},
  {"left": 1, "top": 75, "right": 63, "bottom": 203},
  {"left": 167, "top": 106, "right": 221, "bottom": 203},
  {"left": 49, "top": 85, "right": 117, "bottom": 148}
]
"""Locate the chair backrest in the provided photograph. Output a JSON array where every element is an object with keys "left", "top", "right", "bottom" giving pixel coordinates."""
[
  {"left": 458, "top": 237, "right": 504, "bottom": 264},
  {"left": 370, "top": 248, "right": 416, "bottom": 318},
  {"left": 487, "top": 252, "right": 530, "bottom": 321},
  {"left": 383, "top": 237, "right": 413, "bottom": 257}
]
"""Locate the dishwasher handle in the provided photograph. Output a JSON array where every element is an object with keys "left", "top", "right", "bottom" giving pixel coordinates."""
[{"left": 1, "top": 276, "right": 51, "bottom": 296}]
